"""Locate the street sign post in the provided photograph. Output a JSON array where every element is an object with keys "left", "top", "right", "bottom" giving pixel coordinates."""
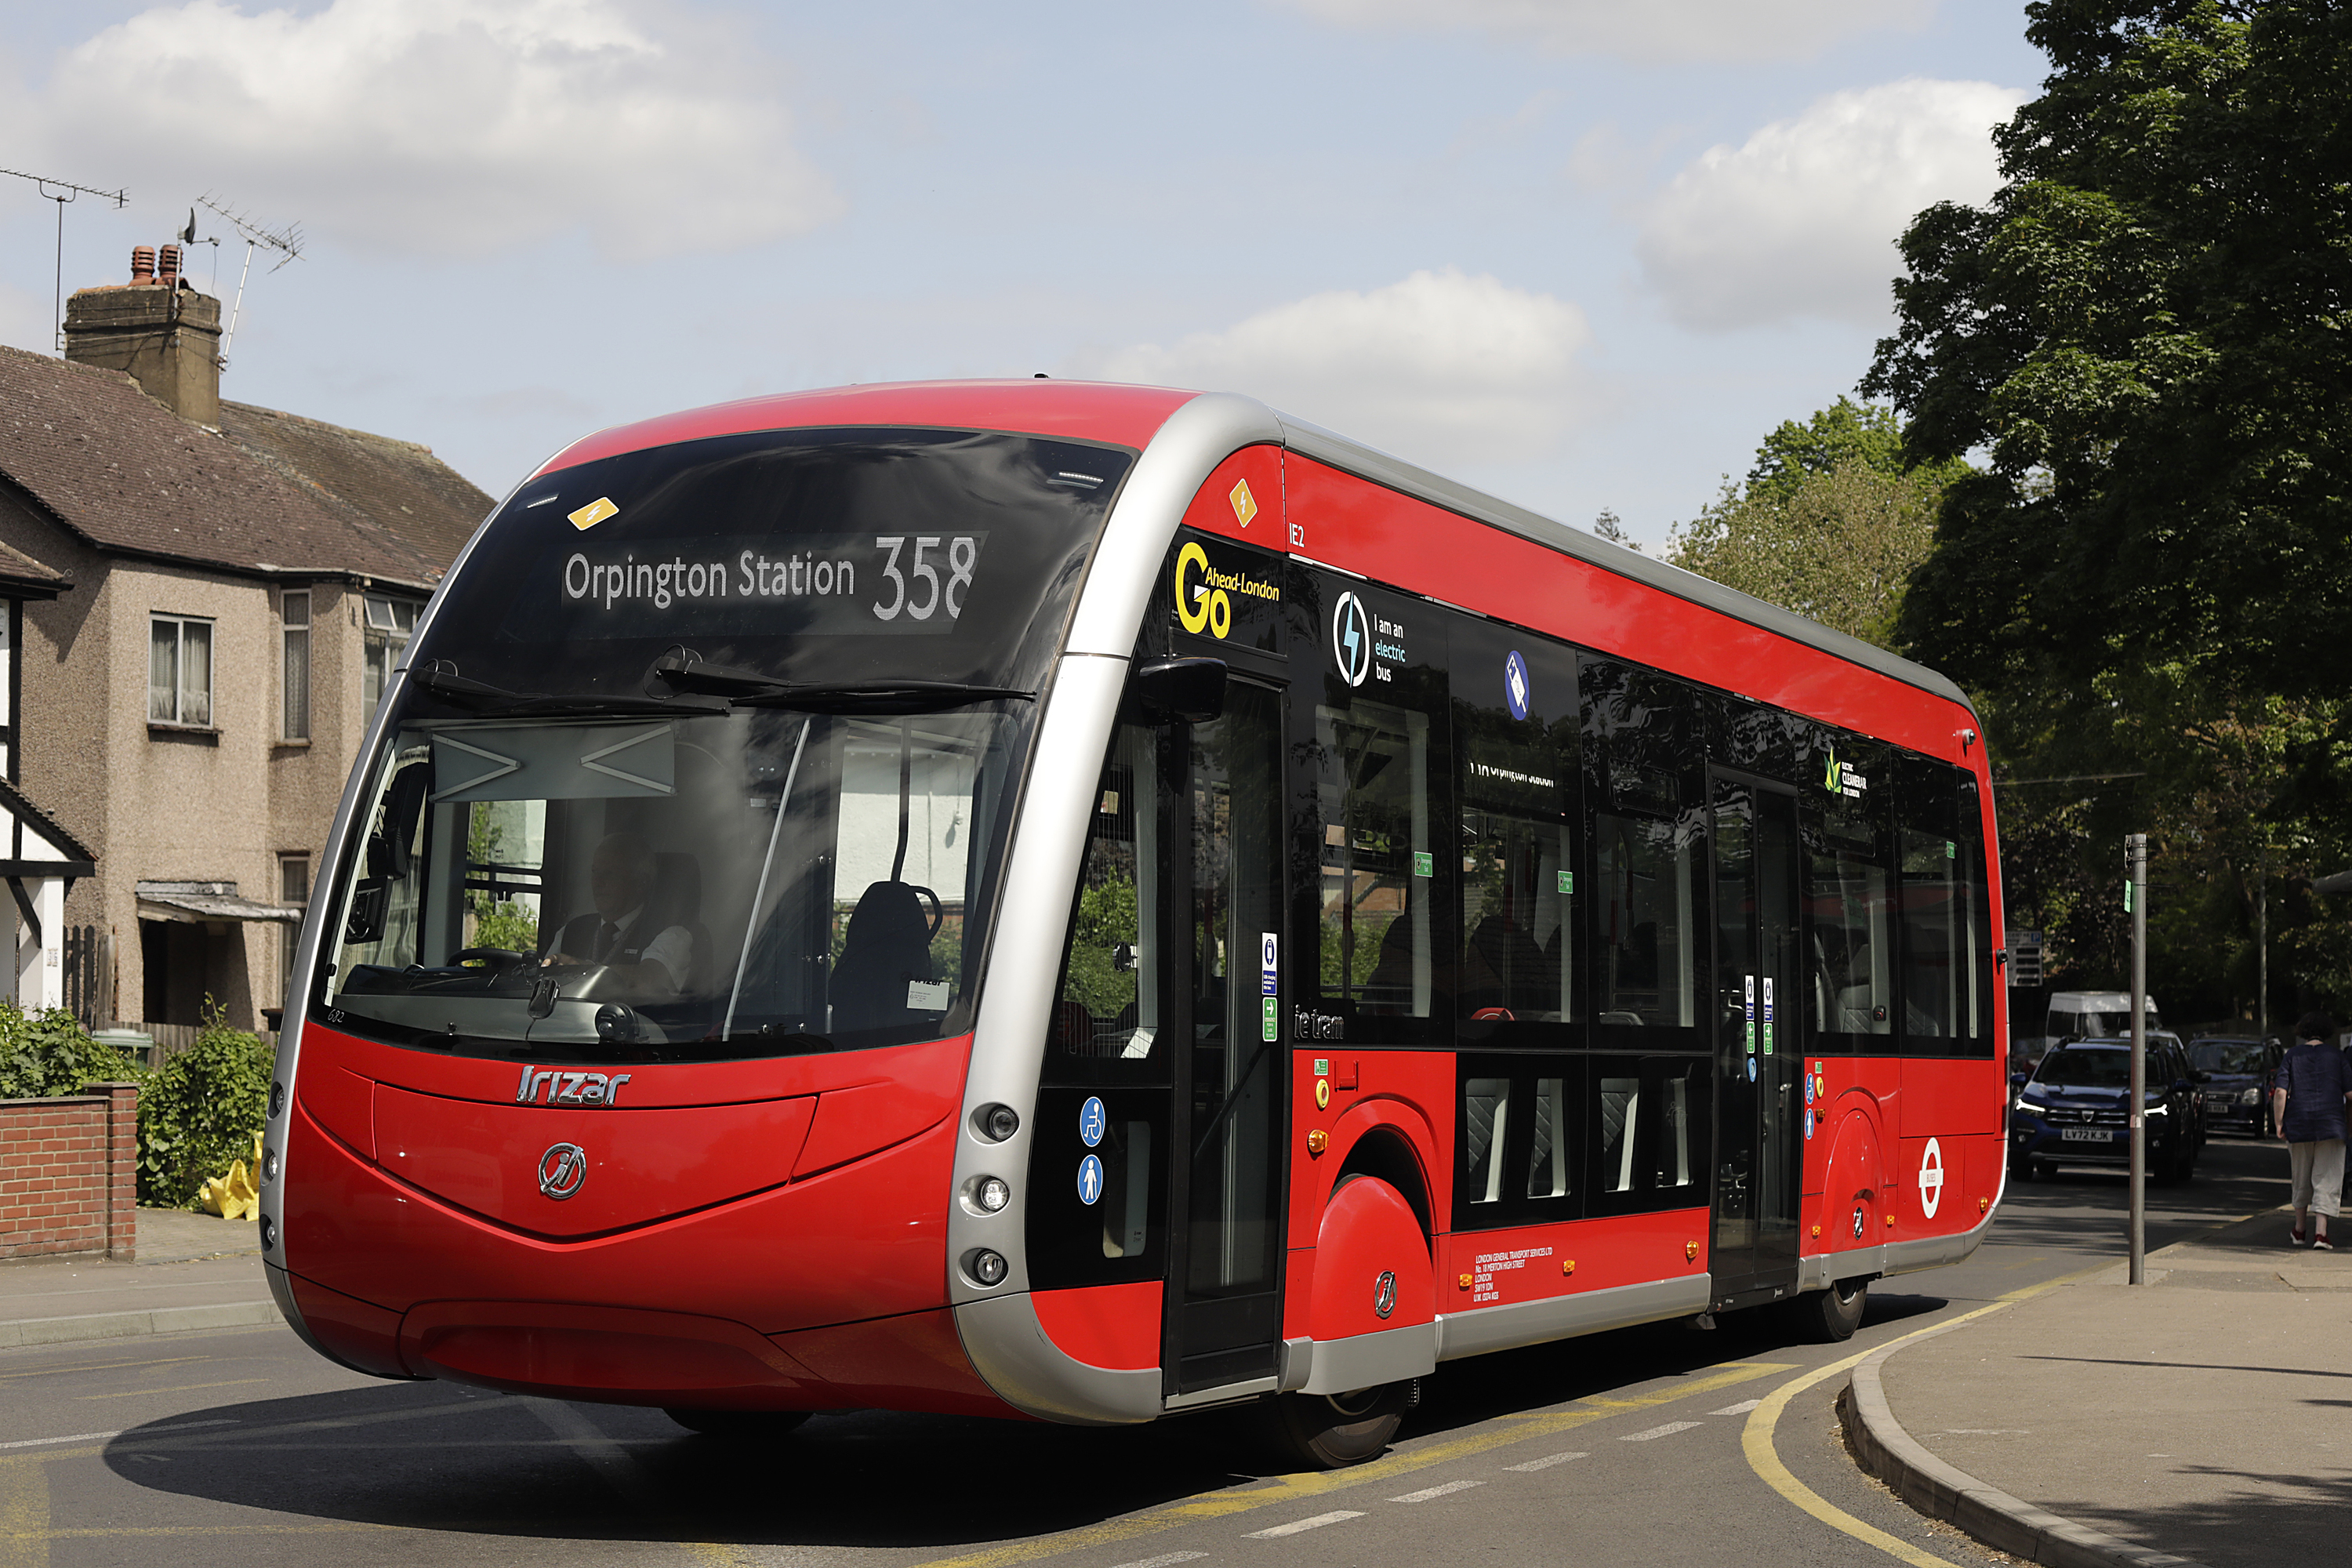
[{"left": 2126, "top": 835, "right": 2148, "bottom": 1286}]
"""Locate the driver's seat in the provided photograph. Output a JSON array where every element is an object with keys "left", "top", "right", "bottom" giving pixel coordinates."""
[{"left": 830, "top": 880, "right": 936, "bottom": 1033}]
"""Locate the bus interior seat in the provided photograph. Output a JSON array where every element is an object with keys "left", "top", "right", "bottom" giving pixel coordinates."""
[
  {"left": 649, "top": 851, "right": 712, "bottom": 993},
  {"left": 832, "top": 880, "right": 938, "bottom": 1033}
]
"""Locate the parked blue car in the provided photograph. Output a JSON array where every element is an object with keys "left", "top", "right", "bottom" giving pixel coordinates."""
[{"left": 2009, "top": 1037, "right": 2201, "bottom": 1183}]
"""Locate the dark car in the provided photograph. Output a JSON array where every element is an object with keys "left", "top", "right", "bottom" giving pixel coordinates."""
[
  {"left": 2189, "top": 1036, "right": 2280, "bottom": 1138},
  {"left": 2009, "top": 1039, "right": 2201, "bottom": 1183}
]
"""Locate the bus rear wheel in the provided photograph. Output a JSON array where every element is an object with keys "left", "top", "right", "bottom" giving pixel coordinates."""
[
  {"left": 1783, "top": 1277, "right": 1868, "bottom": 1342},
  {"left": 663, "top": 1408, "right": 811, "bottom": 1440},
  {"left": 1257, "top": 1382, "right": 1414, "bottom": 1470}
]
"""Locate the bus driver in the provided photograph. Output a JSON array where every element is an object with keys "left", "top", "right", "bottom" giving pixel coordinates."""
[{"left": 543, "top": 832, "right": 694, "bottom": 999}]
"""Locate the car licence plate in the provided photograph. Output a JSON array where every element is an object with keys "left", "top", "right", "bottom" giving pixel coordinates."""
[{"left": 2060, "top": 1127, "right": 2114, "bottom": 1142}]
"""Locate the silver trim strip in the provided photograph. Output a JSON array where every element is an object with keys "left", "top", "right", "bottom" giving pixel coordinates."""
[
  {"left": 1798, "top": 1247, "right": 1887, "bottom": 1292},
  {"left": 1434, "top": 1275, "right": 1711, "bottom": 1361},
  {"left": 1279, "top": 1336, "right": 1312, "bottom": 1392},
  {"left": 951, "top": 1294, "right": 1160, "bottom": 1425},
  {"left": 1879, "top": 1209, "right": 1997, "bottom": 1277},
  {"left": 1273, "top": 412, "right": 1980, "bottom": 717},
  {"left": 1302, "top": 1321, "right": 1436, "bottom": 1396},
  {"left": 1163, "top": 1377, "right": 1279, "bottom": 1411},
  {"left": 945, "top": 394, "right": 1294, "bottom": 1417}
]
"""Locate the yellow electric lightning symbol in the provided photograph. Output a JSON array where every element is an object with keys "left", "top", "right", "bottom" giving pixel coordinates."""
[
  {"left": 568, "top": 497, "right": 619, "bottom": 531},
  {"left": 1229, "top": 478, "right": 1258, "bottom": 528}
]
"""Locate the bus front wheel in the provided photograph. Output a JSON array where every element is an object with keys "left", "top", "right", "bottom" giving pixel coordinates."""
[{"left": 663, "top": 1408, "right": 811, "bottom": 1440}]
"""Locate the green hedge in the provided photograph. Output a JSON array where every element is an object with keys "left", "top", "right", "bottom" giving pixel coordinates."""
[
  {"left": 136, "top": 1003, "right": 273, "bottom": 1209},
  {"left": 0, "top": 1002, "right": 138, "bottom": 1099}
]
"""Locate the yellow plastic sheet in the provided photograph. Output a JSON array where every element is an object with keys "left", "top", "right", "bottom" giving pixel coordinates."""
[{"left": 198, "top": 1131, "right": 263, "bottom": 1221}]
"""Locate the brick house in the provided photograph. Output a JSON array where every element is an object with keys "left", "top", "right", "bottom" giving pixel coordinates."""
[{"left": 0, "top": 245, "right": 492, "bottom": 1033}]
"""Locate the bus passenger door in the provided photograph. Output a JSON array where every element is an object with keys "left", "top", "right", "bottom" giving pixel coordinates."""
[
  {"left": 1709, "top": 775, "right": 1802, "bottom": 1307},
  {"left": 1164, "top": 677, "right": 1288, "bottom": 1396}
]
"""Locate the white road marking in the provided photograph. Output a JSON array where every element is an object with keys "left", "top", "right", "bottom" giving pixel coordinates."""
[
  {"left": 1111, "top": 1555, "right": 1208, "bottom": 1568},
  {"left": 1503, "top": 1450, "right": 1589, "bottom": 1472},
  {"left": 1390, "top": 1479, "right": 1484, "bottom": 1503},
  {"left": 1710, "top": 1399, "right": 1763, "bottom": 1416},
  {"left": 0, "top": 1418, "right": 235, "bottom": 1450},
  {"left": 1620, "top": 1421, "right": 1703, "bottom": 1442},
  {"left": 1245, "top": 1511, "right": 1364, "bottom": 1538},
  {"left": 524, "top": 1398, "right": 660, "bottom": 1509}
]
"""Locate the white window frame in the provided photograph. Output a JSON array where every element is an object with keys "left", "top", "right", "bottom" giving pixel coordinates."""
[
  {"left": 149, "top": 613, "right": 215, "bottom": 728},
  {"left": 361, "top": 594, "right": 419, "bottom": 726},
  {"left": 281, "top": 589, "right": 310, "bottom": 741}
]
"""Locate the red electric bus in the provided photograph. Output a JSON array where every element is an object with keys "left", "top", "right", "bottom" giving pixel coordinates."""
[{"left": 262, "top": 381, "right": 2005, "bottom": 1468}]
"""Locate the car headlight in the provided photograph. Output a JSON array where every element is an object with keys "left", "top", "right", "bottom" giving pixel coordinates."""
[
  {"left": 2240, "top": 1087, "right": 2261, "bottom": 1105},
  {"left": 2145, "top": 1101, "right": 2168, "bottom": 1116},
  {"left": 2013, "top": 1097, "right": 2046, "bottom": 1116}
]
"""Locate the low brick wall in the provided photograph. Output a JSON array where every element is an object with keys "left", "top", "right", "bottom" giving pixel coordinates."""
[{"left": 0, "top": 1081, "right": 138, "bottom": 1261}]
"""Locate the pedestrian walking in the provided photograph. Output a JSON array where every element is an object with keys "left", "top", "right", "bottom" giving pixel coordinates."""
[{"left": 2273, "top": 1012, "right": 2351, "bottom": 1250}]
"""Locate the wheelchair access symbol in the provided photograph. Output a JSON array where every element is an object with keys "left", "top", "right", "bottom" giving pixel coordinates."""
[{"left": 1079, "top": 1096, "right": 1105, "bottom": 1148}]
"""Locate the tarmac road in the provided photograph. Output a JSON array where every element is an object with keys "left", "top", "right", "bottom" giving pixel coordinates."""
[{"left": 0, "top": 1135, "right": 2292, "bottom": 1568}]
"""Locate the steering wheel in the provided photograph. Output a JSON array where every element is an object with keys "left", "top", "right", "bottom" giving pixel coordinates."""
[
  {"left": 448, "top": 946, "right": 535, "bottom": 971},
  {"left": 909, "top": 885, "right": 944, "bottom": 937}
]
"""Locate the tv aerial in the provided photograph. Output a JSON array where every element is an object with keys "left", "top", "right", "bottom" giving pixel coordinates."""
[
  {"left": 194, "top": 194, "right": 305, "bottom": 365},
  {"left": 1, "top": 165, "right": 129, "bottom": 352}
]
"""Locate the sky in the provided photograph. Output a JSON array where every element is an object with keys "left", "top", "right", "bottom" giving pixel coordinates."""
[{"left": 0, "top": 0, "right": 2047, "bottom": 550}]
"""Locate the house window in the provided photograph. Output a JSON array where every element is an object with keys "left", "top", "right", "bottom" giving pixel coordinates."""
[
  {"left": 281, "top": 590, "right": 310, "bottom": 740},
  {"left": 149, "top": 614, "right": 213, "bottom": 727},
  {"left": 361, "top": 595, "right": 418, "bottom": 726},
  {"left": 279, "top": 853, "right": 310, "bottom": 905}
]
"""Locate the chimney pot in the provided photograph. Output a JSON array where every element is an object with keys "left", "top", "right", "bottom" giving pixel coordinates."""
[
  {"left": 130, "top": 246, "right": 156, "bottom": 285},
  {"left": 158, "top": 245, "right": 182, "bottom": 286}
]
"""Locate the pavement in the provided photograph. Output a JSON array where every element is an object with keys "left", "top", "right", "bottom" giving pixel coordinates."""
[
  {"left": 0, "top": 1207, "right": 277, "bottom": 1348},
  {"left": 1843, "top": 1200, "right": 2351, "bottom": 1568}
]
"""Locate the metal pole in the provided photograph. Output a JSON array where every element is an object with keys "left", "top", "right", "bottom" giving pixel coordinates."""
[
  {"left": 2128, "top": 833, "right": 2148, "bottom": 1284},
  {"left": 2257, "top": 850, "right": 2268, "bottom": 1046}
]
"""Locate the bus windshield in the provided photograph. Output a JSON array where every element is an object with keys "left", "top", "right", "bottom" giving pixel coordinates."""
[{"left": 310, "top": 426, "right": 1134, "bottom": 1062}]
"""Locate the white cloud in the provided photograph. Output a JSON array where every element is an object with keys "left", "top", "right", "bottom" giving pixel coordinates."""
[
  {"left": 1080, "top": 268, "right": 1593, "bottom": 466},
  {"left": 1272, "top": 0, "right": 1929, "bottom": 64},
  {"left": 1635, "top": 78, "right": 2024, "bottom": 331},
  {"left": 11, "top": 0, "right": 838, "bottom": 261}
]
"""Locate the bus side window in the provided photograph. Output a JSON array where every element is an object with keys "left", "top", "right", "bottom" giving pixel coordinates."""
[
  {"left": 1804, "top": 733, "right": 1893, "bottom": 1051},
  {"left": 1451, "top": 619, "right": 1579, "bottom": 1032},
  {"left": 1896, "top": 756, "right": 1961, "bottom": 1048},
  {"left": 1958, "top": 776, "right": 1994, "bottom": 1056},
  {"left": 1581, "top": 659, "right": 1702, "bottom": 1035},
  {"left": 1047, "top": 724, "right": 1162, "bottom": 1065},
  {"left": 1307, "top": 572, "right": 1450, "bottom": 1036},
  {"left": 1453, "top": 1058, "right": 1583, "bottom": 1231}
]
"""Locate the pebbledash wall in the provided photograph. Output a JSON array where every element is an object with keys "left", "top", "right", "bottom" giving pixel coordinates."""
[{"left": 0, "top": 1082, "right": 137, "bottom": 1260}]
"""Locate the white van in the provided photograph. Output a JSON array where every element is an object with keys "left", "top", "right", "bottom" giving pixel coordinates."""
[{"left": 2046, "top": 990, "right": 2162, "bottom": 1041}]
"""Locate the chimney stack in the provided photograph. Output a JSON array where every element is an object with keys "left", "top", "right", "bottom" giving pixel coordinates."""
[{"left": 61, "top": 244, "right": 223, "bottom": 426}]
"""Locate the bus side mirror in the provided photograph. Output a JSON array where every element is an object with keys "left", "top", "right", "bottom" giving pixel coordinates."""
[
  {"left": 1133, "top": 657, "right": 1227, "bottom": 724},
  {"left": 346, "top": 879, "right": 389, "bottom": 943}
]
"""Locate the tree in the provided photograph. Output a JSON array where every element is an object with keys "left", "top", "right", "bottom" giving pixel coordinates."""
[
  {"left": 1864, "top": 0, "right": 2352, "bottom": 1021},
  {"left": 1666, "top": 399, "right": 1958, "bottom": 649},
  {"left": 1866, "top": 0, "right": 2352, "bottom": 706}
]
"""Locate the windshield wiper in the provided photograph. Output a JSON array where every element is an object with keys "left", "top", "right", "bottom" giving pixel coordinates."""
[
  {"left": 647, "top": 653, "right": 1029, "bottom": 713},
  {"left": 406, "top": 662, "right": 729, "bottom": 717}
]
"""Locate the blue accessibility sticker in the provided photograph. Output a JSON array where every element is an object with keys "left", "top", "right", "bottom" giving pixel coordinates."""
[
  {"left": 1504, "top": 649, "right": 1531, "bottom": 720},
  {"left": 1805, "top": 1107, "right": 1816, "bottom": 1140},
  {"left": 1747, "top": 1058, "right": 1759, "bottom": 1083},
  {"left": 1805, "top": 1076, "right": 1816, "bottom": 1106},
  {"left": 1076, "top": 1153, "right": 1105, "bottom": 1206},
  {"left": 1079, "top": 1096, "right": 1105, "bottom": 1148}
]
